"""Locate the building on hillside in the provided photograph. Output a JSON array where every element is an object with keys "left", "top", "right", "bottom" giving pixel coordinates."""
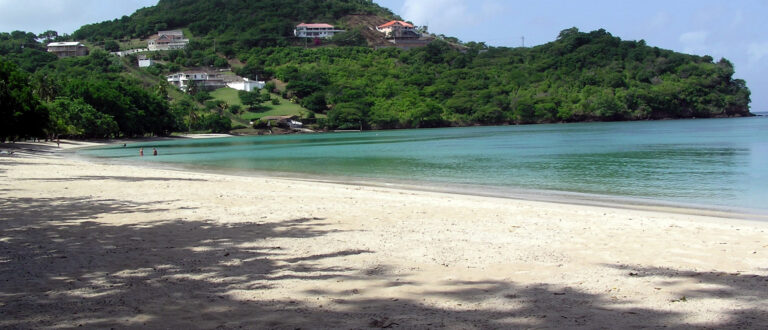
[
  {"left": 138, "top": 55, "right": 155, "bottom": 67},
  {"left": 261, "top": 116, "right": 303, "bottom": 129},
  {"left": 148, "top": 30, "right": 189, "bottom": 51},
  {"left": 374, "top": 20, "right": 431, "bottom": 50},
  {"left": 46, "top": 42, "right": 88, "bottom": 58},
  {"left": 294, "top": 23, "right": 345, "bottom": 38},
  {"left": 111, "top": 48, "right": 149, "bottom": 57},
  {"left": 166, "top": 72, "right": 226, "bottom": 92},
  {"left": 227, "top": 77, "right": 265, "bottom": 92},
  {"left": 376, "top": 20, "right": 419, "bottom": 39}
]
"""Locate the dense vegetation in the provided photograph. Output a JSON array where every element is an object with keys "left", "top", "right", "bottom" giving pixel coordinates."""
[
  {"left": 1, "top": 31, "right": 184, "bottom": 140},
  {"left": 1, "top": 0, "right": 753, "bottom": 140},
  {"left": 73, "top": 0, "right": 394, "bottom": 50},
  {"left": 244, "top": 28, "right": 750, "bottom": 129}
]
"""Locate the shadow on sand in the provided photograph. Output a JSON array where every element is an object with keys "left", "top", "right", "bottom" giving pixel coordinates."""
[{"left": 1, "top": 188, "right": 766, "bottom": 328}]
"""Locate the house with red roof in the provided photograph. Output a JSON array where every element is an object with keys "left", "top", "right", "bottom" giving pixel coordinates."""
[
  {"left": 376, "top": 20, "right": 419, "bottom": 39},
  {"left": 293, "top": 23, "right": 345, "bottom": 39}
]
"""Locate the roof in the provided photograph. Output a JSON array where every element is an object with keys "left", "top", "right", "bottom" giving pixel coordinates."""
[
  {"left": 157, "top": 30, "right": 183, "bottom": 35},
  {"left": 377, "top": 20, "right": 414, "bottom": 28},
  {"left": 152, "top": 33, "right": 185, "bottom": 40},
  {"left": 47, "top": 42, "right": 84, "bottom": 47},
  {"left": 261, "top": 116, "right": 293, "bottom": 121},
  {"left": 297, "top": 23, "right": 335, "bottom": 29}
]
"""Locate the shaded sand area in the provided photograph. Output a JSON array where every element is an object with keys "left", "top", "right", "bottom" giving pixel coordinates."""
[{"left": 1, "top": 141, "right": 767, "bottom": 328}]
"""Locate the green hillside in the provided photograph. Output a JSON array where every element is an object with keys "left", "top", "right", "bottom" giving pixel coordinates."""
[
  {"left": 0, "top": 0, "right": 753, "bottom": 140},
  {"left": 209, "top": 87, "right": 314, "bottom": 119},
  {"left": 239, "top": 29, "right": 750, "bottom": 129},
  {"left": 73, "top": 0, "right": 396, "bottom": 49}
]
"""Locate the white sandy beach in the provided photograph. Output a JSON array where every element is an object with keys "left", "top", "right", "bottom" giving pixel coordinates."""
[{"left": 1, "top": 140, "right": 767, "bottom": 328}]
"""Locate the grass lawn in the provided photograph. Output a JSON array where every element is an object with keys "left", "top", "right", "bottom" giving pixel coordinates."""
[
  {"left": 210, "top": 87, "right": 325, "bottom": 121},
  {"left": 209, "top": 87, "right": 243, "bottom": 106}
]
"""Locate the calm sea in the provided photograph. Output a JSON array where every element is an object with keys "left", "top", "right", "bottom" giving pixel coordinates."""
[{"left": 78, "top": 116, "right": 768, "bottom": 215}]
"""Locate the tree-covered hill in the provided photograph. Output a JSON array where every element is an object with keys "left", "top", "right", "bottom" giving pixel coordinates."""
[
  {"left": 73, "top": 0, "right": 396, "bottom": 50},
  {"left": 247, "top": 28, "right": 750, "bottom": 129},
  {"left": 1, "top": 0, "right": 753, "bottom": 140}
]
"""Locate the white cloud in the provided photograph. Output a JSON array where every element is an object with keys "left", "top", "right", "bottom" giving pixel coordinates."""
[{"left": 748, "top": 42, "right": 768, "bottom": 65}]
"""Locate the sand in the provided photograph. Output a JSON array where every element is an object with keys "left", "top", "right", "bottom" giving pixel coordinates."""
[{"left": 1, "top": 140, "right": 767, "bottom": 329}]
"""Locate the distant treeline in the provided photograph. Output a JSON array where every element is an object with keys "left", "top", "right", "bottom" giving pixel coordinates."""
[
  {"left": 1, "top": 0, "right": 752, "bottom": 139},
  {"left": 245, "top": 28, "right": 750, "bottom": 129}
]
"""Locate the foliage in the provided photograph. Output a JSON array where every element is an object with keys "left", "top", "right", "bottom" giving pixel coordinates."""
[
  {"left": 331, "top": 29, "right": 367, "bottom": 46},
  {"left": 229, "top": 104, "right": 243, "bottom": 114},
  {"left": 1, "top": 41, "right": 180, "bottom": 138},
  {"left": 0, "top": 31, "right": 58, "bottom": 72},
  {"left": 48, "top": 98, "right": 119, "bottom": 138},
  {"left": 0, "top": 57, "right": 48, "bottom": 141},
  {"left": 194, "top": 113, "right": 231, "bottom": 132},
  {"left": 1, "top": 0, "right": 754, "bottom": 139},
  {"left": 238, "top": 89, "right": 270, "bottom": 110},
  {"left": 236, "top": 28, "right": 750, "bottom": 128},
  {"left": 72, "top": 0, "right": 396, "bottom": 51},
  {"left": 104, "top": 40, "right": 120, "bottom": 52}
]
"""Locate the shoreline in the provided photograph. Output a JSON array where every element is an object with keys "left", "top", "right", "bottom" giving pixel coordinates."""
[
  {"left": 70, "top": 138, "right": 768, "bottom": 222},
  {"left": 3, "top": 140, "right": 768, "bottom": 328}
]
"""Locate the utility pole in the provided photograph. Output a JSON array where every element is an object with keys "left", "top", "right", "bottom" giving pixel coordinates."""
[{"left": 522, "top": 36, "right": 525, "bottom": 48}]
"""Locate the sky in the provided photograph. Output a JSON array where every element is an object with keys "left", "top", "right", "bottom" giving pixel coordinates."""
[{"left": 0, "top": 0, "right": 765, "bottom": 111}]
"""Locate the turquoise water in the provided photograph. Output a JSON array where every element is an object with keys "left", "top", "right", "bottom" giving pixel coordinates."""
[{"left": 79, "top": 117, "right": 768, "bottom": 213}]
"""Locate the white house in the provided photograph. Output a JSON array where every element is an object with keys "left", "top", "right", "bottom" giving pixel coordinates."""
[
  {"left": 294, "top": 23, "right": 345, "bottom": 38},
  {"left": 111, "top": 48, "right": 148, "bottom": 57},
  {"left": 138, "top": 55, "right": 155, "bottom": 67},
  {"left": 167, "top": 72, "right": 226, "bottom": 92},
  {"left": 227, "top": 78, "right": 266, "bottom": 92},
  {"left": 148, "top": 30, "right": 189, "bottom": 51}
]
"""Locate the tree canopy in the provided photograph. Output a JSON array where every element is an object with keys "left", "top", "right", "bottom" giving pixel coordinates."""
[
  {"left": 72, "top": 0, "right": 395, "bottom": 51},
  {"left": 240, "top": 28, "right": 750, "bottom": 129},
  {"left": 0, "top": 0, "right": 753, "bottom": 138}
]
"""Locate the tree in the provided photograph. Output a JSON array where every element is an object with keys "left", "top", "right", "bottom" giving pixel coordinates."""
[
  {"left": 0, "top": 57, "right": 48, "bottom": 141},
  {"left": 238, "top": 89, "right": 267, "bottom": 110},
  {"left": 331, "top": 29, "right": 366, "bottom": 46},
  {"left": 300, "top": 92, "right": 327, "bottom": 113},
  {"left": 104, "top": 40, "right": 120, "bottom": 52},
  {"left": 196, "top": 114, "right": 231, "bottom": 133},
  {"left": 49, "top": 98, "right": 119, "bottom": 138},
  {"left": 327, "top": 103, "right": 363, "bottom": 130},
  {"left": 37, "top": 30, "right": 58, "bottom": 41}
]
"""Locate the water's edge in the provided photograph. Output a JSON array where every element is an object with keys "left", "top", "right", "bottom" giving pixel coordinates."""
[{"left": 69, "top": 146, "right": 768, "bottom": 222}]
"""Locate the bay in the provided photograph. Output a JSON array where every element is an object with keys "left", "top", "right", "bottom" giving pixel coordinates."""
[{"left": 78, "top": 117, "right": 768, "bottom": 215}]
